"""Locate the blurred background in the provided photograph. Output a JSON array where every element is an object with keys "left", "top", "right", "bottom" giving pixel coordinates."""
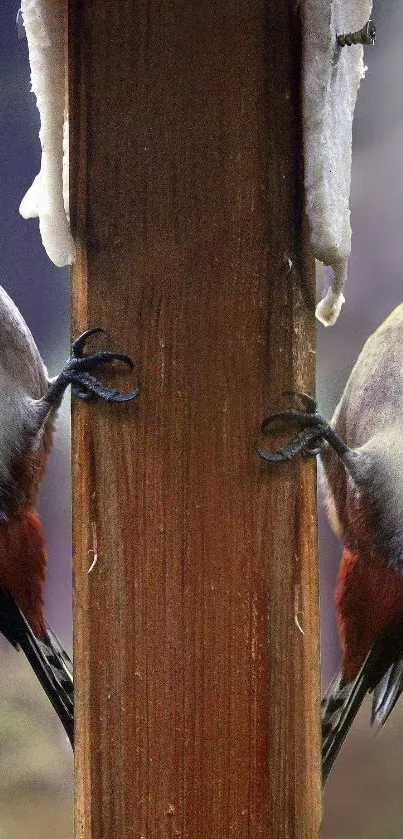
[
  {"left": 319, "top": 1, "right": 403, "bottom": 836},
  {"left": 0, "top": 2, "right": 72, "bottom": 836},
  {"left": 1, "top": 0, "right": 403, "bottom": 836}
]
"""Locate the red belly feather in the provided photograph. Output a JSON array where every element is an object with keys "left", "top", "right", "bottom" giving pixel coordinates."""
[
  {"left": 336, "top": 546, "right": 403, "bottom": 682},
  {"left": 0, "top": 510, "right": 46, "bottom": 637}
]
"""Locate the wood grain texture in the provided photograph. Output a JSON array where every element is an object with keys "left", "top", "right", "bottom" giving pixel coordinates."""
[{"left": 70, "top": 1, "right": 320, "bottom": 837}]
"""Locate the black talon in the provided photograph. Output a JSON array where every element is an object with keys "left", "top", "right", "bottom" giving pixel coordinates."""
[
  {"left": 256, "top": 415, "right": 325, "bottom": 463},
  {"left": 43, "top": 328, "right": 140, "bottom": 409},
  {"left": 71, "top": 327, "right": 104, "bottom": 358},
  {"left": 256, "top": 401, "right": 349, "bottom": 463},
  {"left": 277, "top": 394, "right": 322, "bottom": 456},
  {"left": 67, "top": 370, "right": 139, "bottom": 403},
  {"left": 260, "top": 408, "right": 321, "bottom": 436},
  {"left": 70, "top": 329, "right": 138, "bottom": 403},
  {"left": 70, "top": 350, "right": 135, "bottom": 400},
  {"left": 69, "top": 350, "right": 134, "bottom": 372}
]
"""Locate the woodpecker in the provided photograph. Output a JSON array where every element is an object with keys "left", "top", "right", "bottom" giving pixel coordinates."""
[
  {"left": 0, "top": 285, "right": 139, "bottom": 748},
  {"left": 257, "top": 303, "right": 403, "bottom": 782}
]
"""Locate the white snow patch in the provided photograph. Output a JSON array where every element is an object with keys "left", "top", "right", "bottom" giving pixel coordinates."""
[
  {"left": 20, "top": 0, "right": 74, "bottom": 267},
  {"left": 302, "top": 0, "right": 373, "bottom": 324}
]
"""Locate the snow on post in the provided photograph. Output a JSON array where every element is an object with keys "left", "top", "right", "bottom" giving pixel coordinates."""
[
  {"left": 302, "top": 0, "right": 373, "bottom": 325},
  {"left": 20, "top": 0, "right": 74, "bottom": 267}
]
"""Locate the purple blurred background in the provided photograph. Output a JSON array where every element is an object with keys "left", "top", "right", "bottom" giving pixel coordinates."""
[
  {"left": 0, "top": 3, "right": 73, "bottom": 834},
  {"left": 318, "top": 1, "right": 403, "bottom": 835},
  {"left": 0, "top": 0, "right": 71, "bottom": 646},
  {"left": 1, "top": 0, "right": 403, "bottom": 834}
]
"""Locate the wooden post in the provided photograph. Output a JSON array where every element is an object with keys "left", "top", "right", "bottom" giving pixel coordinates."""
[{"left": 70, "top": 2, "right": 320, "bottom": 837}]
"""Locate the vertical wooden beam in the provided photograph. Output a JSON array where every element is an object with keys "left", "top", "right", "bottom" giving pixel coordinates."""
[{"left": 70, "top": 1, "right": 320, "bottom": 837}]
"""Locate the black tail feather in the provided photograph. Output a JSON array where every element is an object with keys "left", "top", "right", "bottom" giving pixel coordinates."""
[
  {"left": 0, "top": 587, "right": 73, "bottom": 747},
  {"left": 322, "top": 620, "right": 403, "bottom": 783},
  {"left": 371, "top": 658, "right": 403, "bottom": 726},
  {"left": 322, "top": 667, "right": 371, "bottom": 784}
]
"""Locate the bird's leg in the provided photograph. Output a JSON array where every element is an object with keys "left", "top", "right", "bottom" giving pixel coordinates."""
[
  {"left": 39, "top": 328, "right": 140, "bottom": 416},
  {"left": 256, "top": 393, "right": 349, "bottom": 463}
]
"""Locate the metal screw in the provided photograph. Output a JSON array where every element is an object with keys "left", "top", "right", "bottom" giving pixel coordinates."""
[{"left": 337, "top": 19, "right": 376, "bottom": 48}]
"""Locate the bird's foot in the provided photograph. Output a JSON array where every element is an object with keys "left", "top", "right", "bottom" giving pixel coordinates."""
[
  {"left": 255, "top": 391, "right": 343, "bottom": 463},
  {"left": 44, "top": 328, "right": 140, "bottom": 409}
]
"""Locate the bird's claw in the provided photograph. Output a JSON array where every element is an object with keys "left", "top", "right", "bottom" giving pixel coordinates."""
[
  {"left": 256, "top": 392, "right": 328, "bottom": 463},
  {"left": 67, "top": 329, "right": 139, "bottom": 403},
  {"left": 71, "top": 327, "right": 104, "bottom": 358}
]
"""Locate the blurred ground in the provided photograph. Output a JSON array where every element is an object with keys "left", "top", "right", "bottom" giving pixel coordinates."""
[{"left": 0, "top": 646, "right": 73, "bottom": 839}]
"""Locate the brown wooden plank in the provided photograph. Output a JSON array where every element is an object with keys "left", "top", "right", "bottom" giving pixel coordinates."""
[{"left": 70, "top": 1, "right": 320, "bottom": 837}]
